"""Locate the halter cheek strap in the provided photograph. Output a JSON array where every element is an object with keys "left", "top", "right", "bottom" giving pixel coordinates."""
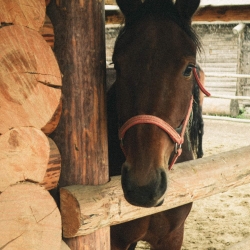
[
  {"left": 118, "top": 67, "right": 210, "bottom": 170},
  {"left": 193, "top": 67, "right": 211, "bottom": 97}
]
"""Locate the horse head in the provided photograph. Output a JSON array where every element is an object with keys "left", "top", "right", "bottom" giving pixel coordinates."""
[{"left": 111, "top": 0, "right": 201, "bottom": 207}]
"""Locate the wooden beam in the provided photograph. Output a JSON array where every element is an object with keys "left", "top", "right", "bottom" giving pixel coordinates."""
[
  {"left": 105, "top": 0, "right": 116, "bottom": 4},
  {"left": 0, "top": 0, "right": 46, "bottom": 31},
  {"left": 205, "top": 73, "right": 250, "bottom": 79},
  {"left": 0, "top": 183, "right": 62, "bottom": 249},
  {"left": 0, "top": 127, "right": 61, "bottom": 192},
  {"left": 47, "top": 0, "right": 109, "bottom": 249},
  {"left": 194, "top": 5, "right": 250, "bottom": 22},
  {"left": 105, "top": 8, "right": 123, "bottom": 24},
  {"left": 105, "top": 5, "right": 250, "bottom": 24},
  {"left": 60, "top": 145, "right": 250, "bottom": 237},
  {"left": 0, "top": 25, "right": 62, "bottom": 135}
]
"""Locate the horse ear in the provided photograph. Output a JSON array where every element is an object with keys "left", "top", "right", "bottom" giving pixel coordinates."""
[
  {"left": 116, "top": 0, "right": 142, "bottom": 16},
  {"left": 175, "top": 0, "right": 200, "bottom": 23}
]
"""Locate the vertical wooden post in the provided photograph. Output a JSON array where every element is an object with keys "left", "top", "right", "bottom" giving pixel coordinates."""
[
  {"left": 236, "top": 28, "right": 244, "bottom": 96},
  {"left": 47, "top": 0, "right": 109, "bottom": 249},
  {"left": 231, "top": 24, "right": 245, "bottom": 117}
]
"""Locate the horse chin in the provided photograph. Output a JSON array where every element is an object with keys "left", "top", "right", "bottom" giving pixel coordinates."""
[
  {"left": 121, "top": 163, "right": 167, "bottom": 208},
  {"left": 155, "top": 197, "right": 165, "bottom": 207},
  {"left": 123, "top": 194, "right": 165, "bottom": 208}
]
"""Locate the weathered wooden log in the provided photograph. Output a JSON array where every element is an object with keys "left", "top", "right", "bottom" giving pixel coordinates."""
[
  {"left": 105, "top": 0, "right": 116, "bottom": 4},
  {"left": 203, "top": 98, "right": 232, "bottom": 116},
  {"left": 0, "top": 127, "right": 61, "bottom": 191},
  {"left": 203, "top": 97, "right": 240, "bottom": 117},
  {"left": 0, "top": 25, "right": 62, "bottom": 135},
  {"left": 104, "top": 3, "right": 250, "bottom": 24},
  {"left": 194, "top": 5, "right": 250, "bottom": 23},
  {"left": 39, "top": 15, "right": 55, "bottom": 49},
  {"left": 0, "top": 0, "right": 45, "bottom": 31},
  {"left": 60, "top": 145, "right": 250, "bottom": 238},
  {"left": 41, "top": 100, "right": 62, "bottom": 135},
  {"left": 0, "top": 183, "right": 61, "bottom": 250},
  {"left": 47, "top": 0, "right": 109, "bottom": 248},
  {"left": 41, "top": 137, "right": 61, "bottom": 190}
]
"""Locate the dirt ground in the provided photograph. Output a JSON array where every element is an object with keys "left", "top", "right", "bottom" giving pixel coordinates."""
[{"left": 136, "top": 118, "right": 250, "bottom": 250}]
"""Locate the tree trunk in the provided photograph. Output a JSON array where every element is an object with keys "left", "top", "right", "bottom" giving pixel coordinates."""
[
  {"left": 47, "top": 0, "right": 109, "bottom": 249},
  {"left": 0, "top": 183, "right": 61, "bottom": 250}
]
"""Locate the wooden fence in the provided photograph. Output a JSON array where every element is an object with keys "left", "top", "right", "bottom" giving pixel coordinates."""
[
  {"left": 1, "top": 1, "right": 250, "bottom": 250},
  {"left": 60, "top": 145, "right": 250, "bottom": 237},
  {"left": 203, "top": 72, "right": 250, "bottom": 117}
]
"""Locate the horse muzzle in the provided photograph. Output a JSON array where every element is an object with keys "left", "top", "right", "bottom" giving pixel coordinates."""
[{"left": 121, "top": 163, "right": 167, "bottom": 207}]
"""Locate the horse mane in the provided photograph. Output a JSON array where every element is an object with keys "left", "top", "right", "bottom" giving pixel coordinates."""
[
  {"left": 189, "top": 65, "right": 204, "bottom": 158},
  {"left": 107, "top": 83, "right": 126, "bottom": 176},
  {"left": 115, "top": 0, "right": 201, "bottom": 53}
]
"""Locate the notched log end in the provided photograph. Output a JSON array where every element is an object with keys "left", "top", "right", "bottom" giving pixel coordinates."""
[{"left": 60, "top": 187, "right": 81, "bottom": 238}]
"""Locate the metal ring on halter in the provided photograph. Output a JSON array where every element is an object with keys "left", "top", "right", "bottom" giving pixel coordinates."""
[{"left": 174, "top": 143, "right": 182, "bottom": 154}]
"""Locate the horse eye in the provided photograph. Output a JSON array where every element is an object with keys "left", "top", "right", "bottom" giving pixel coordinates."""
[{"left": 183, "top": 65, "right": 194, "bottom": 77}]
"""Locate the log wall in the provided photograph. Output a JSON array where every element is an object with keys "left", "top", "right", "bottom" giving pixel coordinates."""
[
  {"left": 1, "top": 1, "right": 250, "bottom": 249},
  {"left": 241, "top": 25, "right": 250, "bottom": 105},
  {"left": 0, "top": 1, "right": 63, "bottom": 249}
]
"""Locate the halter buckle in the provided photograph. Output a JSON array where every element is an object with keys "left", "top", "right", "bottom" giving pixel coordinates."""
[{"left": 174, "top": 143, "right": 182, "bottom": 154}]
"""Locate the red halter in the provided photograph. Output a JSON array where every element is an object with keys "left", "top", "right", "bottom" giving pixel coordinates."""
[{"left": 119, "top": 67, "right": 210, "bottom": 170}]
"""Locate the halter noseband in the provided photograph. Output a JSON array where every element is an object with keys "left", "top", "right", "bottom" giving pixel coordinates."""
[{"left": 118, "top": 67, "right": 210, "bottom": 170}]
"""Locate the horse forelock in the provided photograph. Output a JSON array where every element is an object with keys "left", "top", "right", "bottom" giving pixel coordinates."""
[{"left": 115, "top": 0, "right": 201, "bottom": 54}]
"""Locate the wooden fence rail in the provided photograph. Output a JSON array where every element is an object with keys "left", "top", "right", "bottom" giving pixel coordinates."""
[
  {"left": 205, "top": 72, "right": 250, "bottom": 79},
  {"left": 207, "top": 94, "right": 250, "bottom": 100},
  {"left": 60, "top": 145, "right": 250, "bottom": 238}
]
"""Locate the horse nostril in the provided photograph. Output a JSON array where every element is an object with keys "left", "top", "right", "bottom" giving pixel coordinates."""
[
  {"left": 121, "top": 165, "right": 168, "bottom": 207},
  {"left": 159, "top": 168, "right": 167, "bottom": 191}
]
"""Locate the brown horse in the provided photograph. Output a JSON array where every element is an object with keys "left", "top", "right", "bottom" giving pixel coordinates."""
[{"left": 107, "top": 0, "right": 209, "bottom": 249}]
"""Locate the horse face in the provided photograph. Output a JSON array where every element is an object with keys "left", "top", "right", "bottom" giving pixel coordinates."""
[{"left": 113, "top": 0, "right": 200, "bottom": 207}]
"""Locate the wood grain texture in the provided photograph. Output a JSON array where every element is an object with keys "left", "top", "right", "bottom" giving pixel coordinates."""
[
  {"left": 0, "top": 25, "right": 62, "bottom": 135},
  {"left": 40, "top": 137, "right": 61, "bottom": 190},
  {"left": 0, "top": 0, "right": 46, "bottom": 31},
  {"left": 194, "top": 5, "right": 250, "bottom": 22},
  {"left": 0, "top": 127, "right": 61, "bottom": 191},
  {"left": 47, "top": 0, "right": 109, "bottom": 248},
  {"left": 39, "top": 15, "right": 54, "bottom": 49},
  {"left": 0, "top": 183, "right": 61, "bottom": 250},
  {"left": 60, "top": 146, "right": 250, "bottom": 237},
  {"left": 105, "top": 5, "right": 250, "bottom": 24}
]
